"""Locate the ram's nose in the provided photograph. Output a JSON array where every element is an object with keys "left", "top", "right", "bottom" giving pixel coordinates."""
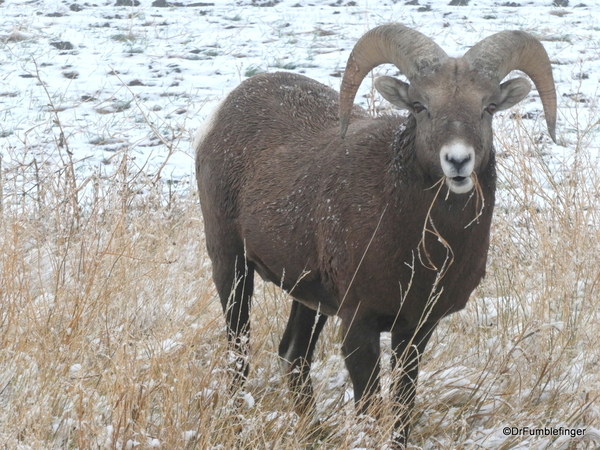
[
  {"left": 445, "top": 152, "right": 472, "bottom": 173},
  {"left": 440, "top": 140, "right": 475, "bottom": 194}
]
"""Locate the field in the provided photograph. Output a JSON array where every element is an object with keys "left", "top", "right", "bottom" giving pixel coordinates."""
[{"left": 1, "top": 0, "right": 600, "bottom": 448}]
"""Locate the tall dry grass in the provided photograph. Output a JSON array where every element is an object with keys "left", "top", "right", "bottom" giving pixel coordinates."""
[
  {"left": 408, "top": 108, "right": 600, "bottom": 449},
  {"left": 1, "top": 102, "right": 599, "bottom": 450}
]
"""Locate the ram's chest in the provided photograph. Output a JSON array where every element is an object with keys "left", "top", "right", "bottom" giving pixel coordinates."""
[
  {"left": 400, "top": 197, "right": 494, "bottom": 325},
  {"left": 330, "top": 186, "right": 495, "bottom": 331}
]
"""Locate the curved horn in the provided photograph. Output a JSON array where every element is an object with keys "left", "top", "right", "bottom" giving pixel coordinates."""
[
  {"left": 339, "top": 24, "right": 448, "bottom": 138},
  {"left": 464, "top": 31, "right": 557, "bottom": 142}
]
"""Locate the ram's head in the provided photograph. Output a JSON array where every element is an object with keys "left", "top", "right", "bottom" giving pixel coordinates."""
[{"left": 339, "top": 25, "right": 557, "bottom": 194}]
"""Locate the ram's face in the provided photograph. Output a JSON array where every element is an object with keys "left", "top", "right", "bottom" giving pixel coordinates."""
[{"left": 375, "top": 58, "right": 531, "bottom": 194}]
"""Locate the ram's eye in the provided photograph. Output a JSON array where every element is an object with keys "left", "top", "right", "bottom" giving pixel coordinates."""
[
  {"left": 412, "top": 102, "right": 426, "bottom": 114},
  {"left": 485, "top": 103, "right": 498, "bottom": 115}
]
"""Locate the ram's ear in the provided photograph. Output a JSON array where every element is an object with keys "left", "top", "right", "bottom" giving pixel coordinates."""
[
  {"left": 374, "top": 76, "right": 412, "bottom": 110},
  {"left": 496, "top": 77, "right": 531, "bottom": 111}
]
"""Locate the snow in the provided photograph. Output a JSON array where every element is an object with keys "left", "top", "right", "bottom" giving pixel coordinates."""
[
  {"left": 241, "top": 390, "right": 255, "bottom": 408},
  {"left": 1, "top": 0, "right": 599, "bottom": 201},
  {"left": 1, "top": 0, "right": 599, "bottom": 448}
]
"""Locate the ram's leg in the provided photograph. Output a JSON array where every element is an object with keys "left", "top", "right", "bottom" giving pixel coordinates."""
[
  {"left": 212, "top": 248, "right": 255, "bottom": 389},
  {"left": 390, "top": 323, "right": 436, "bottom": 447},
  {"left": 279, "top": 300, "right": 328, "bottom": 414},
  {"left": 341, "top": 317, "right": 381, "bottom": 414}
]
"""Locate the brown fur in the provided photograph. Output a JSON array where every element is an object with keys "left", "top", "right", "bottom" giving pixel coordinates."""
[{"left": 195, "top": 71, "right": 495, "bottom": 446}]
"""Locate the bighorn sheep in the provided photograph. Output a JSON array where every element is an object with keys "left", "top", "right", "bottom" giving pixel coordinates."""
[{"left": 195, "top": 24, "right": 556, "bottom": 446}]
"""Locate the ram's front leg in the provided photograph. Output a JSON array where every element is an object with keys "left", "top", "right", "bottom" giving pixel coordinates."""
[
  {"left": 279, "top": 300, "right": 328, "bottom": 415},
  {"left": 340, "top": 316, "right": 382, "bottom": 414},
  {"left": 390, "top": 323, "right": 436, "bottom": 448}
]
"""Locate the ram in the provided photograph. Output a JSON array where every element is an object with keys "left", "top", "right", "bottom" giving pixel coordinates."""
[{"left": 194, "top": 23, "right": 556, "bottom": 446}]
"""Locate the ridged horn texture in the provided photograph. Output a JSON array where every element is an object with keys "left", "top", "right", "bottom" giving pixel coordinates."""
[
  {"left": 464, "top": 30, "right": 557, "bottom": 142},
  {"left": 339, "top": 24, "right": 448, "bottom": 138}
]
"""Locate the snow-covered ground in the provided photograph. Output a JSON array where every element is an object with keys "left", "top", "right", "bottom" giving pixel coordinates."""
[
  {"left": 1, "top": 0, "right": 599, "bottom": 197},
  {"left": 1, "top": 1, "right": 600, "bottom": 449}
]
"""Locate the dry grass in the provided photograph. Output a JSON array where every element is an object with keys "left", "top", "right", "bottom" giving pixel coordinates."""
[
  {"left": 2, "top": 0, "right": 599, "bottom": 447},
  {"left": 1, "top": 102, "right": 600, "bottom": 450},
  {"left": 409, "top": 109, "right": 600, "bottom": 449}
]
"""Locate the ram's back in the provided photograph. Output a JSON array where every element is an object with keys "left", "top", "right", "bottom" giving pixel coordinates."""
[{"left": 194, "top": 71, "right": 369, "bottom": 229}]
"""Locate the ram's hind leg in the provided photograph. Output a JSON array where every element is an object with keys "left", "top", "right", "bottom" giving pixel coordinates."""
[
  {"left": 211, "top": 245, "right": 255, "bottom": 389},
  {"left": 279, "top": 300, "right": 328, "bottom": 414}
]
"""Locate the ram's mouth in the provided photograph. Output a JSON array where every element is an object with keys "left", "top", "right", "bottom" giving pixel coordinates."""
[{"left": 446, "top": 175, "right": 473, "bottom": 194}]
